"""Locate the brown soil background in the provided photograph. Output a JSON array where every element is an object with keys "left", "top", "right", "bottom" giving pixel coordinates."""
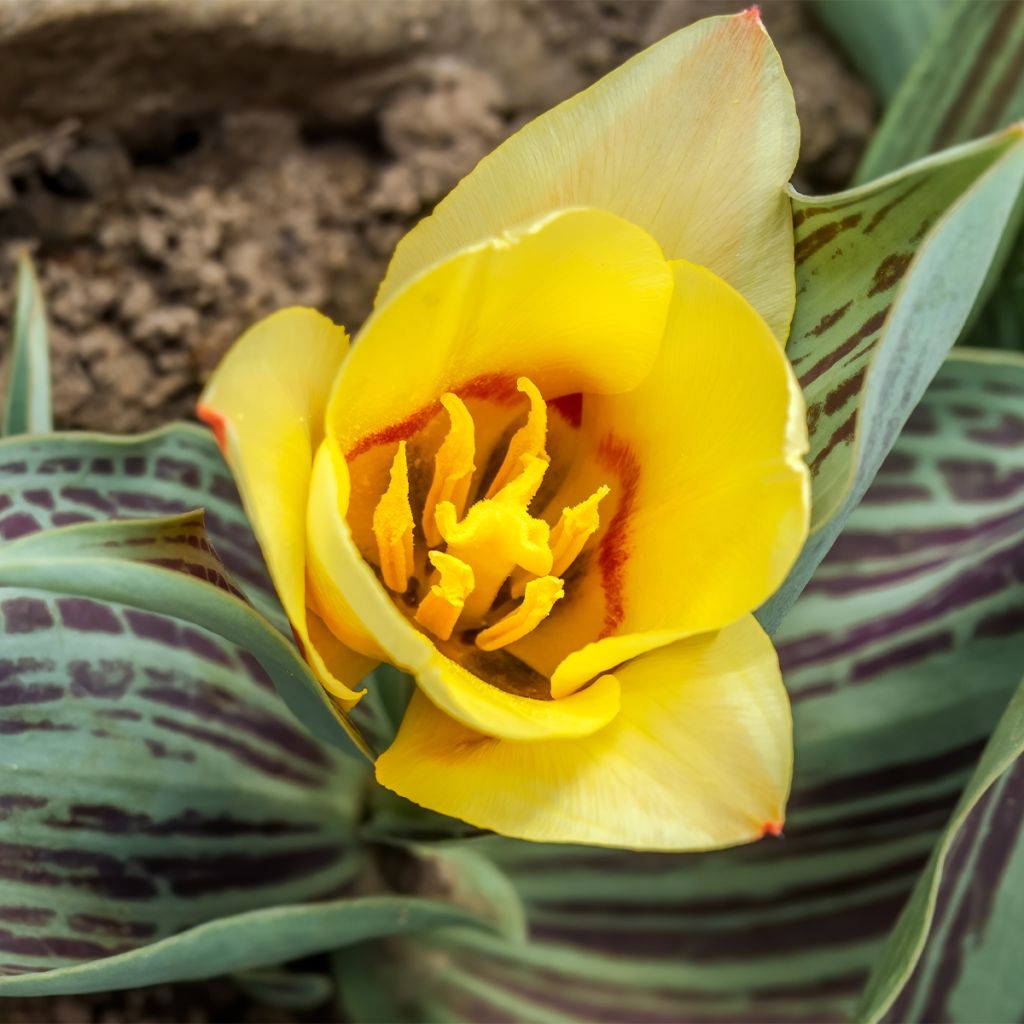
[{"left": 0, "top": 0, "right": 873, "bottom": 1019}]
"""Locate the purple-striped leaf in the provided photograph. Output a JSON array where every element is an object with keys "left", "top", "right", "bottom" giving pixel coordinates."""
[
  {"left": 760, "top": 126, "right": 1024, "bottom": 631},
  {"left": 0, "top": 582, "right": 369, "bottom": 980},
  {"left": 0, "top": 424, "right": 392, "bottom": 755},
  {"left": 859, "top": 679, "right": 1024, "bottom": 1023}
]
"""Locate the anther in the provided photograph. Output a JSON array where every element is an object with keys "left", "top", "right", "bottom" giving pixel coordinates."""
[
  {"left": 414, "top": 551, "right": 475, "bottom": 641},
  {"left": 550, "top": 484, "right": 610, "bottom": 578},
  {"left": 486, "top": 377, "right": 549, "bottom": 498},
  {"left": 512, "top": 484, "right": 609, "bottom": 597},
  {"left": 475, "top": 576, "right": 565, "bottom": 651},
  {"left": 422, "top": 393, "right": 476, "bottom": 547},
  {"left": 372, "top": 441, "right": 415, "bottom": 593}
]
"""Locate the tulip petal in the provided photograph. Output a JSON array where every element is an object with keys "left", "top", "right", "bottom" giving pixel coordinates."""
[
  {"left": 376, "top": 615, "right": 792, "bottom": 850},
  {"left": 376, "top": 11, "right": 798, "bottom": 342},
  {"left": 326, "top": 208, "right": 673, "bottom": 457},
  {"left": 198, "top": 308, "right": 375, "bottom": 704},
  {"left": 512, "top": 259, "right": 809, "bottom": 696},
  {"left": 306, "top": 438, "right": 620, "bottom": 741}
]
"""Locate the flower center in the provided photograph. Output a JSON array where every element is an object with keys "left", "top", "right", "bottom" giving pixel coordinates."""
[{"left": 369, "top": 377, "right": 609, "bottom": 651}]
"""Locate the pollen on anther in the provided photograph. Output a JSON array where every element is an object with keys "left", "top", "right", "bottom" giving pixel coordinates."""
[
  {"left": 415, "top": 551, "right": 475, "bottom": 641},
  {"left": 475, "top": 575, "right": 565, "bottom": 652},
  {"left": 423, "top": 393, "right": 476, "bottom": 547},
  {"left": 486, "top": 377, "right": 550, "bottom": 498},
  {"left": 372, "top": 441, "right": 415, "bottom": 593}
]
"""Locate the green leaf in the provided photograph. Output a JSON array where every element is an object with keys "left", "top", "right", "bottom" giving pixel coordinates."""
[
  {"left": 232, "top": 966, "right": 334, "bottom": 1012},
  {"left": 812, "top": 0, "right": 952, "bottom": 104},
  {"left": 760, "top": 127, "right": 1024, "bottom": 631},
  {"left": 0, "top": 424, "right": 375, "bottom": 757},
  {"left": 0, "top": 577, "right": 371, "bottom": 981},
  {"left": 344, "top": 350, "right": 1024, "bottom": 1022},
  {"left": 857, "top": 679, "right": 1024, "bottom": 1023},
  {"left": 2, "top": 255, "right": 51, "bottom": 438},
  {"left": 0, "top": 423, "right": 286, "bottom": 631},
  {"left": 855, "top": 0, "right": 1024, "bottom": 184},
  {"left": 0, "top": 509, "right": 370, "bottom": 759},
  {"left": 0, "top": 896, "right": 487, "bottom": 997}
]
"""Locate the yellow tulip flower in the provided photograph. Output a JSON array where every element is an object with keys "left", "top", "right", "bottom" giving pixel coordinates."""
[{"left": 198, "top": 9, "right": 810, "bottom": 851}]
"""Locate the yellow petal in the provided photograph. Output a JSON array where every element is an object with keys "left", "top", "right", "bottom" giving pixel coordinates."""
[
  {"left": 328, "top": 208, "right": 673, "bottom": 458},
  {"left": 197, "top": 308, "right": 373, "bottom": 706},
  {"left": 521, "top": 259, "right": 809, "bottom": 697},
  {"left": 306, "top": 437, "right": 620, "bottom": 741},
  {"left": 376, "top": 616, "right": 792, "bottom": 850},
  {"left": 377, "top": 11, "right": 798, "bottom": 341}
]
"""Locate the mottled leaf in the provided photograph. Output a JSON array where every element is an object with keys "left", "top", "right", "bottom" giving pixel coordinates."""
[
  {"left": 0, "top": 579, "right": 368, "bottom": 981},
  {"left": 0, "top": 509, "right": 369, "bottom": 758},
  {"left": 1, "top": 255, "right": 51, "bottom": 438},
  {"left": 858, "top": 679, "right": 1024, "bottom": 1024},
  {"left": 0, "top": 424, "right": 381, "bottom": 756},
  {"left": 0, "top": 424, "right": 283, "bottom": 629},
  {"left": 760, "top": 126, "right": 1024, "bottom": 631},
  {"left": 337, "top": 351, "right": 1024, "bottom": 1023}
]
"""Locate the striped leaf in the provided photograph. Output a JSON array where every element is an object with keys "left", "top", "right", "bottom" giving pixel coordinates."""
[
  {"left": 1, "top": 255, "right": 51, "bottom": 439},
  {"left": 859, "top": 679, "right": 1024, "bottom": 1024},
  {"left": 340, "top": 350, "right": 1024, "bottom": 1023},
  {"left": 0, "top": 425, "right": 376, "bottom": 756},
  {"left": 0, "top": 577, "right": 369, "bottom": 981},
  {"left": 759, "top": 126, "right": 1024, "bottom": 631}
]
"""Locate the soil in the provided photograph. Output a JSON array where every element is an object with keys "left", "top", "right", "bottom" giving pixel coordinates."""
[{"left": 0, "top": 0, "right": 874, "bottom": 1020}]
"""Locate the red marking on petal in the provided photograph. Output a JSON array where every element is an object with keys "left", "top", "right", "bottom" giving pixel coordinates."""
[
  {"left": 547, "top": 392, "right": 583, "bottom": 428},
  {"left": 457, "top": 373, "right": 520, "bottom": 405},
  {"left": 196, "top": 403, "right": 228, "bottom": 453},
  {"left": 595, "top": 435, "right": 641, "bottom": 638},
  {"left": 761, "top": 820, "right": 784, "bottom": 838},
  {"left": 742, "top": 5, "right": 762, "bottom": 23},
  {"left": 346, "top": 373, "right": 519, "bottom": 460}
]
